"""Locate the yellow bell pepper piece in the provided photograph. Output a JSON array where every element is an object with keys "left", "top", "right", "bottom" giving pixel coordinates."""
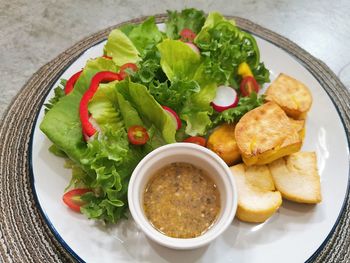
[{"left": 238, "top": 62, "right": 253, "bottom": 77}]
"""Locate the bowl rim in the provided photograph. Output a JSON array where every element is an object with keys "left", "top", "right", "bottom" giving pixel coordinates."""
[{"left": 128, "top": 142, "right": 238, "bottom": 250}]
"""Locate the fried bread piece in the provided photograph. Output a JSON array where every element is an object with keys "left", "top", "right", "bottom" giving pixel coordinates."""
[
  {"left": 265, "top": 73, "right": 312, "bottom": 119},
  {"left": 268, "top": 152, "right": 322, "bottom": 204},
  {"left": 235, "top": 102, "right": 302, "bottom": 166},
  {"left": 230, "top": 164, "right": 282, "bottom": 223}
]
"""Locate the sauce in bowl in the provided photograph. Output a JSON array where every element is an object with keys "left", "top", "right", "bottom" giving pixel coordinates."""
[{"left": 143, "top": 162, "right": 221, "bottom": 238}]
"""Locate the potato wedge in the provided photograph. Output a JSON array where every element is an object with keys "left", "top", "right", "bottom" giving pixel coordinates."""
[
  {"left": 268, "top": 152, "right": 322, "bottom": 204},
  {"left": 265, "top": 73, "right": 312, "bottom": 119},
  {"left": 230, "top": 164, "right": 282, "bottom": 223},
  {"left": 207, "top": 123, "right": 241, "bottom": 165},
  {"left": 235, "top": 102, "right": 302, "bottom": 166}
]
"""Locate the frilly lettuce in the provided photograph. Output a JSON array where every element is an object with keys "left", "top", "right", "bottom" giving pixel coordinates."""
[
  {"left": 166, "top": 8, "right": 206, "bottom": 39},
  {"left": 195, "top": 11, "right": 269, "bottom": 85}
]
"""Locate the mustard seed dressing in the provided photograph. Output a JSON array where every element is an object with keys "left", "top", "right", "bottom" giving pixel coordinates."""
[{"left": 143, "top": 162, "right": 220, "bottom": 238}]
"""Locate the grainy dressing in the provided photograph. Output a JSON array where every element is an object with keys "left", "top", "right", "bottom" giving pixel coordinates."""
[{"left": 143, "top": 162, "right": 220, "bottom": 238}]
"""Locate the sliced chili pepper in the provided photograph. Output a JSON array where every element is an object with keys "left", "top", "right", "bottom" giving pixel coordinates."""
[
  {"left": 102, "top": 55, "right": 112, "bottom": 59},
  {"left": 240, "top": 76, "right": 260, "bottom": 97},
  {"left": 127, "top": 125, "right": 149, "bottom": 145},
  {"left": 119, "top": 63, "right": 138, "bottom": 79},
  {"left": 179, "top": 28, "right": 196, "bottom": 42},
  {"left": 79, "top": 71, "right": 121, "bottom": 138},
  {"left": 65, "top": 70, "right": 82, "bottom": 95},
  {"left": 62, "top": 188, "right": 91, "bottom": 213},
  {"left": 183, "top": 136, "right": 206, "bottom": 147}
]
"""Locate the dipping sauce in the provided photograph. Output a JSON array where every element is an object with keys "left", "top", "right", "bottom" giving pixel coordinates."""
[{"left": 143, "top": 162, "right": 221, "bottom": 238}]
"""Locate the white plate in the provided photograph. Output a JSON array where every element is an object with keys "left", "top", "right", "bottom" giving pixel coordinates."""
[{"left": 30, "top": 24, "right": 349, "bottom": 263}]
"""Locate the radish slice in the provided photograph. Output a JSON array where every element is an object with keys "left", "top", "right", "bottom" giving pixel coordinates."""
[
  {"left": 162, "top": 106, "right": 182, "bottom": 130},
  {"left": 185, "top": 42, "right": 200, "bottom": 54},
  {"left": 211, "top": 86, "right": 239, "bottom": 112}
]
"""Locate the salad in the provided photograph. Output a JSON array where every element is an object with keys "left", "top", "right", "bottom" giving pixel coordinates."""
[{"left": 40, "top": 8, "right": 270, "bottom": 223}]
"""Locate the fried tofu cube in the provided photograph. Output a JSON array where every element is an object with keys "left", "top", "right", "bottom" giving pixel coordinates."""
[
  {"left": 289, "top": 118, "right": 306, "bottom": 141},
  {"left": 265, "top": 73, "right": 312, "bottom": 119},
  {"left": 230, "top": 164, "right": 282, "bottom": 223},
  {"left": 268, "top": 152, "right": 322, "bottom": 204},
  {"left": 235, "top": 102, "right": 302, "bottom": 166},
  {"left": 207, "top": 123, "right": 241, "bottom": 166}
]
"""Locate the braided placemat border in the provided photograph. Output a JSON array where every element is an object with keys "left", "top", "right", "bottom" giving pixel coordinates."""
[{"left": 0, "top": 14, "right": 349, "bottom": 263}]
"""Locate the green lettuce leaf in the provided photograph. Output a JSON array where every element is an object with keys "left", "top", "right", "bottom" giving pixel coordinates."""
[
  {"left": 165, "top": 8, "right": 206, "bottom": 39},
  {"left": 40, "top": 57, "right": 117, "bottom": 163},
  {"left": 157, "top": 39, "right": 201, "bottom": 81},
  {"left": 119, "top": 16, "right": 163, "bottom": 55},
  {"left": 104, "top": 29, "right": 140, "bottom": 66},
  {"left": 116, "top": 80, "right": 176, "bottom": 143},
  {"left": 44, "top": 80, "right": 66, "bottom": 114}
]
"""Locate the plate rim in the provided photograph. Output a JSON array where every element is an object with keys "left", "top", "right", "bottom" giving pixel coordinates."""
[{"left": 9, "top": 14, "right": 350, "bottom": 263}]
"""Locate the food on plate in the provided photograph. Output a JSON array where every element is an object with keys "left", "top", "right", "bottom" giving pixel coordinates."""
[
  {"left": 235, "top": 102, "right": 302, "bottom": 166},
  {"left": 211, "top": 85, "right": 239, "bottom": 112},
  {"left": 230, "top": 164, "right": 282, "bottom": 223},
  {"left": 265, "top": 73, "right": 312, "bottom": 119},
  {"left": 289, "top": 118, "right": 306, "bottom": 141},
  {"left": 207, "top": 123, "right": 241, "bottom": 165},
  {"left": 268, "top": 152, "right": 322, "bottom": 204},
  {"left": 41, "top": 7, "right": 322, "bottom": 225},
  {"left": 143, "top": 162, "right": 220, "bottom": 238}
]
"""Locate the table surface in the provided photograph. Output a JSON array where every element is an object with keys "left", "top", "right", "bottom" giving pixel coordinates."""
[{"left": 1, "top": 0, "right": 350, "bottom": 121}]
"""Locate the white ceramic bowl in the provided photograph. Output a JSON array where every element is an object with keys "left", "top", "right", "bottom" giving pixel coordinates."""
[{"left": 128, "top": 143, "right": 237, "bottom": 250}]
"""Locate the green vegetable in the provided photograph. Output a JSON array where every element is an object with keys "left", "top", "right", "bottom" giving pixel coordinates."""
[
  {"left": 149, "top": 79, "right": 200, "bottom": 113},
  {"left": 116, "top": 80, "right": 176, "bottom": 144},
  {"left": 195, "top": 12, "right": 270, "bottom": 86},
  {"left": 212, "top": 92, "right": 265, "bottom": 125},
  {"left": 41, "top": 8, "right": 271, "bottom": 224},
  {"left": 40, "top": 57, "right": 117, "bottom": 163},
  {"left": 166, "top": 8, "right": 206, "bottom": 39},
  {"left": 44, "top": 80, "right": 66, "bottom": 114},
  {"left": 104, "top": 29, "right": 140, "bottom": 66},
  {"left": 119, "top": 16, "right": 164, "bottom": 55},
  {"left": 48, "top": 144, "right": 67, "bottom": 157},
  {"left": 157, "top": 39, "right": 201, "bottom": 81}
]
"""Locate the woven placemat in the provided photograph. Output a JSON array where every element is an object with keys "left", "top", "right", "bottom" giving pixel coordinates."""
[{"left": 0, "top": 15, "right": 349, "bottom": 263}]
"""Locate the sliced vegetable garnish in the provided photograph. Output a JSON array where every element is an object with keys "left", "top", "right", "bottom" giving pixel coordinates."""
[
  {"left": 127, "top": 125, "right": 149, "bottom": 145},
  {"left": 211, "top": 85, "right": 239, "bottom": 112},
  {"left": 183, "top": 136, "right": 206, "bottom": 146},
  {"left": 80, "top": 71, "right": 121, "bottom": 138},
  {"left": 162, "top": 105, "right": 182, "bottom": 130},
  {"left": 240, "top": 76, "right": 259, "bottom": 97},
  {"left": 102, "top": 55, "right": 113, "bottom": 59},
  {"left": 62, "top": 188, "right": 91, "bottom": 212},
  {"left": 185, "top": 42, "right": 200, "bottom": 54},
  {"left": 238, "top": 62, "right": 253, "bottom": 78},
  {"left": 119, "top": 63, "right": 138, "bottom": 79},
  {"left": 64, "top": 70, "right": 82, "bottom": 95},
  {"left": 180, "top": 28, "right": 196, "bottom": 42}
]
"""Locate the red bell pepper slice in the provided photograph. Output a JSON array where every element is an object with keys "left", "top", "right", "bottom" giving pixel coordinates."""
[
  {"left": 79, "top": 71, "right": 121, "bottom": 138},
  {"left": 65, "top": 70, "right": 82, "bottom": 95}
]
